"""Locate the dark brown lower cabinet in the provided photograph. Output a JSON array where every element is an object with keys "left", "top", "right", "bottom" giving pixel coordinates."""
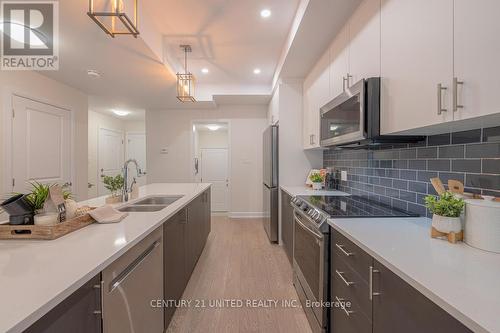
[
  {"left": 330, "top": 227, "right": 472, "bottom": 333},
  {"left": 372, "top": 259, "right": 472, "bottom": 333},
  {"left": 280, "top": 190, "right": 294, "bottom": 264},
  {"left": 24, "top": 274, "right": 101, "bottom": 333},
  {"left": 164, "top": 209, "right": 188, "bottom": 328},
  {"left": 164, "top": 189, "right": 211, "bottom": 329}
]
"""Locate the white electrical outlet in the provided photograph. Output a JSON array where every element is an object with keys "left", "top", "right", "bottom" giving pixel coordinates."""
[
  {"left": 341, "top": 170, "right": 348, "bottom": 181},
  {"left": 160, "top": 147, "right": 169, "bottom": 154}
]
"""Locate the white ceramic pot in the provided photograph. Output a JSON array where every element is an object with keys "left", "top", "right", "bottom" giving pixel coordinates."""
[
  {"left": 312, "top": 182, "right": 322, "bottom": 190},
  {"left": 432, "top": 214, "right": 462, "bottom": 233},
  {"left": 465, "top": 199, "right": 500, "bottom": 253}
]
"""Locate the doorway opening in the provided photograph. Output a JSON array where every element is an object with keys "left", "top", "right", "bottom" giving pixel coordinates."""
[
  {"left": 192, "top": 121, "right": 230, "bottom": 213},
  {"left": 88, "top": 108, "right": 147, "bottom": 199}
]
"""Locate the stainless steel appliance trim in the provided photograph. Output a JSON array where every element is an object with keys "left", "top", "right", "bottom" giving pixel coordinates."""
[
  {"left": 369, "top": 265, "right": 380, "bottom": 300},
  {"left": 109, "top": 239, "right": 161, "bottom": 292},
  {"left": 294, "top": 213, "right": 323, "bottom": 240},
  {"left": 437, "top": 83, "right": 447, "bottom": 115},
  {"left": 320, "top": 79, "right": 366, "bottom": 147},
  {"left": 335, "top": 243, "right": 354, "bottom": 257},
  {"left": 453, "top": 77, "right": 464, "bottom": 112},
  {"left": 335, "top": 269, "right": 355, "bottom": 286}
]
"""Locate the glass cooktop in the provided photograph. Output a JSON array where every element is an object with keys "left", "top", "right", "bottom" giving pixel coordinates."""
[{"left": 298, "top": 195, "right": 419, "bottom": 218}]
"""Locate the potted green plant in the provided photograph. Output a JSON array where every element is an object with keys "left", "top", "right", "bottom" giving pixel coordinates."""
[
  {"left": 102, "top": 175, "right": 124, "bottom": 204},
  {"left": 425, "top": 192, "right": 465, "bottom": 235},
  {"left": 309, "top": 172, "right": 324, "bottom": 190}
]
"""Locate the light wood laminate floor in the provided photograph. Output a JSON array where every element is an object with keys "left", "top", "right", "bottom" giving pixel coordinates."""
[{"left": 167, "top": 216, "right": 312, "bottom": 333}]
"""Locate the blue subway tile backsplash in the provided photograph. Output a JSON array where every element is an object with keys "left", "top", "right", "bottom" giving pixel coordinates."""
[{"left": 323, "top": 126, "right": 500, "bottom": 218}]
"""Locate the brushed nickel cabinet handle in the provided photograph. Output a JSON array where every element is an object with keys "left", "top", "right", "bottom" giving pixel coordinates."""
[
  {"left": 453, "top": 77, "right": 464, "bottom": 112},
  {"left": 336, "top": 270, "right": 355, "bottom": 286},
  {"left": 335, "top": 296, "right": 354, "bottom": 317},
  {"left": 437, "top": 83, "right": 447, "bottom": 115},
  {"left": 335, "top": 243, "right": 354, "bottom": 256},
  {"left": 369, "top": 266, "right": 380, "bottom": 300}
]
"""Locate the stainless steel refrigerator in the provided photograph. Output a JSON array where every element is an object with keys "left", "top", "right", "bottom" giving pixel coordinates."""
[{"left": 263, "top": 125, "right": 278, "bottom": 243}]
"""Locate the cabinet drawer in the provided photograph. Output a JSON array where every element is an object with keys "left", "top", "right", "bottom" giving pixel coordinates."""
[
  {"left": 330, "top": 292, "right": 372, "bottom": 333},
  {"left": 332, "top": 252, "right": 371, "bottom": 319},
  {"left": 332, "top": 230, "right": 373, "bottom": 282}
]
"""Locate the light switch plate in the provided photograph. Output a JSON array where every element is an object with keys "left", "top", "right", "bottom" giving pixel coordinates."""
[{"left": 341, "top": 170, "right": 348, "bottom": 181}]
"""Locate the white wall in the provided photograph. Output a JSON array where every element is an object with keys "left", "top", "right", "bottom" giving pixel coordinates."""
[
  {"left": 87, "top": 111, "right": 146, "bottom": 198},
  {"left": 269, "top": 80, "right": 323, "bottom": 186},
  {"left": 0, "top": 71, "right": 88, "bottom": 202},
  {"left": 146, "top": 105, "right": 267, "bottom": 217}
]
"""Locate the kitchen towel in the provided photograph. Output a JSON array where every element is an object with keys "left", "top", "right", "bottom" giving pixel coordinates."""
[{"left": 89, "top": 205, "right": 128, "bottom": 224}]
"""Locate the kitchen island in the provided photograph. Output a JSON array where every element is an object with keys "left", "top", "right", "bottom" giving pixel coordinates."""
[{"left": 0, "top": 183, "right": 211, "bottom": 333}]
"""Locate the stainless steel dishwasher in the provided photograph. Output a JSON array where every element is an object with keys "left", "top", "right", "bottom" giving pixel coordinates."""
[{"left": 102, "top": 227, "right": 164, "bottom": 333}]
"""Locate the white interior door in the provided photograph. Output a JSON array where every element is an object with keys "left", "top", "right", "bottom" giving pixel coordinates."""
[
  {"left": 11, "top": 96, "right": 71, "bottom": 193},
  {"left": 201, "top": 148, "right": 228, "bottom": 212},
  {"left": 126, "top": 132, "right": 147, "bottom": 187},
  {"left": 98, "top": 128, "right": 124, "bottom": 196}
]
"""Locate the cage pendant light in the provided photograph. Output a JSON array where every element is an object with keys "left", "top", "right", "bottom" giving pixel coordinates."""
[
  {"left": 177, "top": 45, "right": 196, "bottom": 103},
  {"left": 88, "top": 0, "right": 139, "bottom": 38}
]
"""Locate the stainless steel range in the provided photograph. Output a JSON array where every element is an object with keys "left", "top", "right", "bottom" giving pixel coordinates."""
[
  {"left": 290, "top": 196, "right": 330, "bottom": 333},
  {"left": 291, "top": 195, "right": 419, "bottom": 333}
]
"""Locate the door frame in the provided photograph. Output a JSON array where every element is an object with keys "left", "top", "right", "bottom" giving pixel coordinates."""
[
  {"left": 97, "top": 127, "right": 124, "bottom": 196},
  {"left": 190, "top": 119, "right": 231, "bottom": 212},
  {"left": 2, "top": 91, "right": 75, "bottom": 195}
]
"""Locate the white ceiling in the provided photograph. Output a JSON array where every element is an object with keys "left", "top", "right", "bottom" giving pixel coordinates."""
[
  {"left": 145, "top": 0, "right": 300, "bottom": 87},
  {"left": 39, "top": 0, "right": 299, "bottom": 113},
  {"left": 38, "top": 0, "right": 362, "bottom": 114}
]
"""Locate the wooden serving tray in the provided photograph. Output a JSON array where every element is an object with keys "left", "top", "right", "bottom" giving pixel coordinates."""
[{"left": 0, "top": 208, "right": 96, "bottom": 240}]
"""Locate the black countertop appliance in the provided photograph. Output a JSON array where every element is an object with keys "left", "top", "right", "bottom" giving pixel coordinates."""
[{"left": 1, "top": 194, "right": 35, "bottom": 225}]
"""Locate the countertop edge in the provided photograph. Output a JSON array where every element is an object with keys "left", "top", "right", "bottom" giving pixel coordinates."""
[
  {"left": 5, "top": 183, "right": 211, "bottom": 333},
  {"left": 328, "top": 219, "right": 487, "bottom": 333}
]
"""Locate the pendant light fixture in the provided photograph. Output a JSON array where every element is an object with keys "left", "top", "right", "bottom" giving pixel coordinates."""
[
  {"left": 87, "top": 0, "right": 139, "bottom": 38},
  {"left": 177, "top": 45, "right": 196, "bottom": 102}
]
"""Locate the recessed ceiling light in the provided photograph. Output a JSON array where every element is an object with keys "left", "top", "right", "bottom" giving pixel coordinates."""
[
  {"left": 260, "top": 9, "right": 271, "bottom": 18},
  {"left": 206, "top": 124, "right": 221, "bottom": 131},
  {"left": 87, "top": 69, "right": 101, "bottom": 78},
  {"left": 253, "top": 68, "right": 261, "bottom": 75},
  {"left": 201, "top": 68, "right": 209, "bottom": 74},
  {"left": 113, "top": 109, "right": 130, "bottom": 117}
]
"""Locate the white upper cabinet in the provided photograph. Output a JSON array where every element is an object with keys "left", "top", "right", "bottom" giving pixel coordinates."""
[
  {"left": 330, "top": 25, "right": 350, "bottom": 98},
  {"left": 380, "top": 0, "right": 454, "bottom": 134},
  {"left": 349, "top": 0, "right": 381, "bottom": 84},
  {"left": 453, "top": 0, "right": 500, "bottom": 121},
  {"left": 303, "top": 49, "right": 330, "bottom": 149}
]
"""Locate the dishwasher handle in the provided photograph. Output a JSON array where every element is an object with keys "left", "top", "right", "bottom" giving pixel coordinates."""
[{"left": 109, "top": 239, "right": 161, "bottom": 292}]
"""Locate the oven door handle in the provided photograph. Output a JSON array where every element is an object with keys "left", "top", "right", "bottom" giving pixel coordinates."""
[{"left": 294, "top": 215, "right": 323, "bottom": 240}]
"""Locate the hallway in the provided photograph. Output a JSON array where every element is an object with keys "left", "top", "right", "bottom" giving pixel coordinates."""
[{"left": 167, "top": 216, "right": 311, "bottom": 333}]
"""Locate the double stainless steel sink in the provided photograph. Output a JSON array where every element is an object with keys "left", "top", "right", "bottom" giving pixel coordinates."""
[{"left": 118, "top": 195, "right": 183, "bottom": 213}]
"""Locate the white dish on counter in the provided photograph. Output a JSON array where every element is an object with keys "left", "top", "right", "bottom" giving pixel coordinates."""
[{"left": 465, "top": 199, "right": 500, "bottom": 253}]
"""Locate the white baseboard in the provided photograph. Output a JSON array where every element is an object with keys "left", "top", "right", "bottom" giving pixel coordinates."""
[{"left": 228, "top": 212, "right": 266, "bottom": 219}]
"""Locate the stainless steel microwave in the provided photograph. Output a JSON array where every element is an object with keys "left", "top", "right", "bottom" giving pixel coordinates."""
[{"left": 320, "top": 77, "right": 380, "bottom": 147}]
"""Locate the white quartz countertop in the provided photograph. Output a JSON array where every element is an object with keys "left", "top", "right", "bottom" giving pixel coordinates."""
[
  {"left": 280, "top": 185, "right": 348, "bottom": 197},
  {"left": 0, "top": 183, "right": 211, "bottom": 333},
  {"left": 328, "top": 217, "right": 500, "bottom": 333}
]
